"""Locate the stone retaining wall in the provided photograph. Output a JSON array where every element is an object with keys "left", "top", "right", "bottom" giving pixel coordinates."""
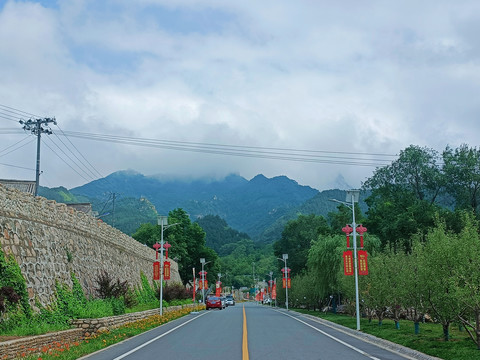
[
  {"left": 0, "top": 184, "right": 181, "bottom": 308},
  {"left": 0, "top": 328, "right": 84, "bottom": 360},
  {"left": 70, "top": 305, "right": 184, "bottom": 336}
]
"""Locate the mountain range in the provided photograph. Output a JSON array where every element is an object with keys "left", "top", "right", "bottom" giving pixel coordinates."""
[{"left": 39, "top": 170, "right": 367, "bottom": 243}]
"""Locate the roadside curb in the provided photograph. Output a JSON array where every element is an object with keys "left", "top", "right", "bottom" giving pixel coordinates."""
[{"left": 293, "top": 311, "right": 443, "bottom": 360}]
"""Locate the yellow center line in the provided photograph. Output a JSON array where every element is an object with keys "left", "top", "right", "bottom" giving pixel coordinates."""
[{"left": 242, "top": 305, "right": 249, "bottom": 360}]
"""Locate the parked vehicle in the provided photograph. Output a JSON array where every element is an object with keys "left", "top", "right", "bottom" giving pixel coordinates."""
[
  {"left": 206, "top": 296, "right": 225, "bottom": 310},
  {"left": 225, "top": 295, "right": 235, "bottom": 306}
]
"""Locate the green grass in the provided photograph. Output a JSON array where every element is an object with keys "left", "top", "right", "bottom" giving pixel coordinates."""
[
  {"left": 22, "top": 306, "right": 203, "bottom": 360},
  {"left": 294, "top": 309, "right": 479, "bottom": 360}
]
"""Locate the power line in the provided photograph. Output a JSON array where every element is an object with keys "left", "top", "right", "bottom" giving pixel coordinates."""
[
  {"left": 42, "top": 139, "right": 92, "bottom": 182},
  {"left": 0, "top": 137, "right": 36, "bottom": 158},
  {"left": 0, "top": 104, "right": 41, "bottom": 118},
  {"left": 53, "top": 123, "right": 107, "bottom": 180},
  {"left": 57, "top": 130, "right": 396, "bottom": 167},
  {"left": 44, "top": 135, "right": 97, "bottom": 181}
]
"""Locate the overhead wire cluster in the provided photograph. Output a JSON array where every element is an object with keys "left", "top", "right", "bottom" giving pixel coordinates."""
[
  {"left": 59, "top": 131, "right": 396, "bottom": 167},
  {"left": 0, "top": 103, "right": 397, "bottom": 186}
]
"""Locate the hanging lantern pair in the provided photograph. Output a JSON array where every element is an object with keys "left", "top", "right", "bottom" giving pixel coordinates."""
[
  {"left": 281, "top": 267, "right": 291, "bottom": 289},
  {"left": 342, "top": 224, "right": 369, "bottom": 275}
]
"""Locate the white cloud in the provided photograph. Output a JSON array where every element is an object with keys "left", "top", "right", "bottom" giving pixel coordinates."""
[{"left": 1, "top": 0, "right": 479, "bottom": 191}]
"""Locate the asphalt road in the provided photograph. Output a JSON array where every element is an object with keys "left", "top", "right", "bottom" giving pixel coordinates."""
[{"left": 81, "top": 302, "right": 435, "bottom": 360}]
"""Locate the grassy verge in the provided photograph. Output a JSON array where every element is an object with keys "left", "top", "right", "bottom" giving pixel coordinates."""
[
  {"left": 294, "top": 309, "right": 478, "bottom": 360},
  {"left": 21, "top": 305, "right": 204, "bottom": 360}
]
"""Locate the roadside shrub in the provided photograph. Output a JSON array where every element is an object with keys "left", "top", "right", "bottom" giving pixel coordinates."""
[
  {"left": 95, "top": 270, "right": 128, "bottom": 299},
  {"left": 110, "top": 297, "right": 126, "bottom": 315},
  {"left": 0, "top": 286, "right": 20, "bottom": 314},
  {"left": 136, "top": 272, "right": 156, "bottom": 304},
  {"left": 162, "top": 282, "right": 190, "bottom": 302},
  {"left": 0, "top": 250, "right": 31, "bottom": 317}
]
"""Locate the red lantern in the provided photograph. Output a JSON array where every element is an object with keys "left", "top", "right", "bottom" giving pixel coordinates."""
[
  {"left": 153, "top": 243, "right": 161, "bottom": 259},
  {"left": 342, "top": 225, "right": 353, "bottom": 248},
  {"left": 153, "top": 261, "right": 160, "bottom": 280},
  {"left": 358, "top": 250, "right": 368, "bottom": 275},
  {"left": 163, "top": 242, "right": 171, "bottom": 259},
  {"left": 281, "top": 268, "right": 291, "bottom": 288},
  {"left": 163, "top": 261, "right": 171, "bottom": 280},
  {"left": 343, "top": 251, "right": 354, "bottom": 276},
  {"left": 356, "top": 225, "right": 367, "bottom": 248}
]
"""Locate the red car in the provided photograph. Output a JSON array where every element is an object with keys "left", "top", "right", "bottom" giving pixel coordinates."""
[{"left": 206, "top": 296, "right": 225, "bottom": 310}]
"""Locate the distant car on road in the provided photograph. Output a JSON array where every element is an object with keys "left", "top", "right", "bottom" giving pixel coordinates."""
[
  {"left": 225, "top": 295, "right": 235, "bottom": 306},
  {"left": 206, "top": 296, "right": 225, "bottom": 310}
]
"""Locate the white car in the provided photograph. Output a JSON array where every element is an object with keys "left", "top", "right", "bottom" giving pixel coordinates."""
[{"left": 225, "top": 295, "right": 235, "bottom": 306}]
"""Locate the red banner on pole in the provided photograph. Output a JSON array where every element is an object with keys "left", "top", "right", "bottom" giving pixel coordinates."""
[
  {"left": 192, "top": 268, "right": 196, "bottom": 302},
  {"left": 215, "top": 281, "right": 222, "bottom": 296},
  {"left": 272, "top": 284, "right": 277, "bottom": 300},
  {"left": 153, "top": 261, "right": 160, "bottom": 280},
  {"left": 343, "top": 251, "right": 354, "bottom": 276},
  {"left": 358, "top": 250, "right": 369, "bottom": 275},
  {"left": 163, "top": 261, "right": 171, "bottom": 280}
]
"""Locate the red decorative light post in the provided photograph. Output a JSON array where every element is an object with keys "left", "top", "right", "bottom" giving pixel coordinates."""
[
  {"left": 163, "top": 241, "right": 172, "bottom": 281},
  {"left": 281, "top": 267, "right": 291, "bottom": 289},
  {"left": 342, "top": 225, "right": 353, "bottom": 248},
  {"left": 216, "top": 273, "right": 222, "bottom": 297},
  {"left": 153, "top": 243, "right": 161, "bottom": 280},
  {"left": 343, "top": 250, "right": 354, "bottom": 276}
]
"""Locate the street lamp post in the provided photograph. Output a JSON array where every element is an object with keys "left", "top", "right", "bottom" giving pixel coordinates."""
[
  {"left": 157, "top": 215, "right": 179, "bottom": 316},
  {"left": 330, "top": 189, "right": 361, "bottom": 330},
  {"left": 277, "top": 254, "right": 289, "bottom": 310},
  {"left": 268, "top": 271, "right": 274, "bottom": 307},
  {"left": 200, "top": 258, "right": 211, "bottom": 305}
]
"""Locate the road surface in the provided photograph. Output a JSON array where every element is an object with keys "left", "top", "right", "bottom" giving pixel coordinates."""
[{"left": 82, "top": 302, "right": 434, "bottom": 360}]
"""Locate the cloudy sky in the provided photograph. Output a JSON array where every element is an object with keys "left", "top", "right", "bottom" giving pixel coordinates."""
[{"left": 0, "top": 0, "right": 479, "bottom": 191}]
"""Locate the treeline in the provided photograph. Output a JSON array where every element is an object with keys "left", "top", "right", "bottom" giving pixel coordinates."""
[{"left": 273, "top": 144, "right": 480, "bottom": 348}]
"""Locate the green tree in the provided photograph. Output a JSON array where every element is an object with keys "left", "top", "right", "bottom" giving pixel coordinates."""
[
  {"left": 443, "top": 144, "right": 480, "bottom": 217},
  {"left": 167, "top": 208, "right": 220, "bottom": 287},
  {"left": 363, "top": 145, "right": 444, "bottom": 252},
  {"left": 307, "top": 234, "right": 343, "bottom": 302},
  {"left": 132, "top": 223, "right": 158, "bottom": 247},
  {"left": 273, "top": 214, "right": 330, "bottom": 276},
  {"left": 328, "top": 203, "right": 364, "bottom": 235},
  {"left": 402, "top": 243, "right": 427, "bottom": 334},
  {"left": 132, "top": 209, "right": 220, "bottom": 287},
  {"left": 450, "top": 213, "right": 480, "bottom": 349},
  {"left": 416, "top": 221, "right": 462, "bottom": 341}
]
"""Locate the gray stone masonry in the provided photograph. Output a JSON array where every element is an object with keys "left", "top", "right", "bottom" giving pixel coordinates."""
[{"left": 0, "top": 184, "right": 181, "bottom": 308}]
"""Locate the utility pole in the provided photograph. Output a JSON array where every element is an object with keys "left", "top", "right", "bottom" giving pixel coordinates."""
[{"left": 19, "top": 117, "right": 56, "bottom": 196}]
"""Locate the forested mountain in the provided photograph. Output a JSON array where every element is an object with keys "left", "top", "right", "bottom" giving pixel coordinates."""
[
  {"left": 257, "top": 189, "right": 370, "bottom": 243},
  {"left": 68, "top": 171, "right": 320, "bottom": 239},
  {"left": 39, "top": 172, "right": 369, "bottom": 241},
  {"left": 195, "top": 215, "right": 252, "bottom": 256}
]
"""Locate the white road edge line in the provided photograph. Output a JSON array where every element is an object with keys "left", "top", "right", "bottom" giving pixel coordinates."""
[
  {"left": 112, "top": 311, "right": 208, "bottom": 360},
  {"left": 278, "top": 311, "right": 381, "bottom": 360}
]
